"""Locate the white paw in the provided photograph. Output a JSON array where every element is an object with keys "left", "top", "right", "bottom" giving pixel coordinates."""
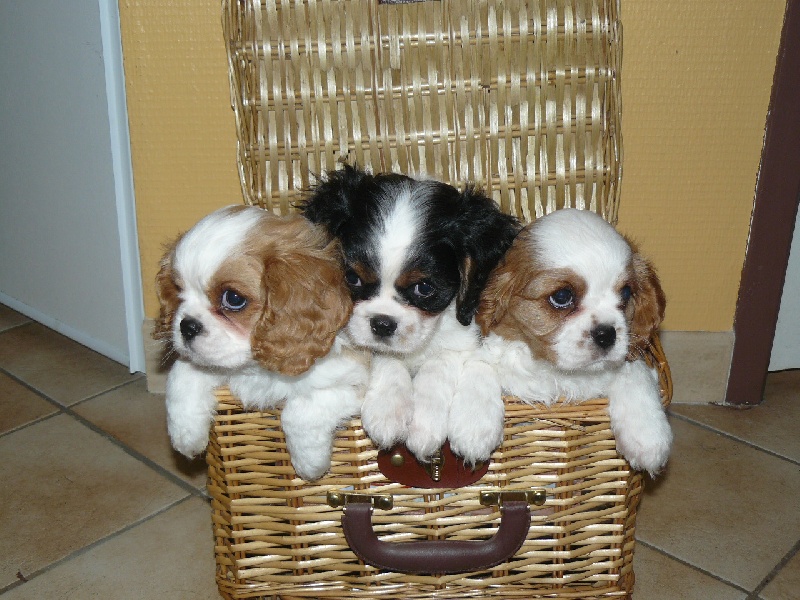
[
  {"left": 289, "top": 450, "right": 332, "bottom": 482},
  {"left": 448, "top": 412, "right": 503, "bottom": 467},
  {"left": 615, "top": 416, "right": 673, "bottom": 476},
  {"left": 447, "top": 360, "right": 504, "bottom": 466},
  {"left": 361, "top": 399, "right": 410, "bottom": 449},
  {"left": 361, "top": 362, "right": 413, "bottom": 449},
  {"left": 406, "top": 416, "right": 449, "bottom": 463},
  {"left": 168, "top": 421, "right": 210, "bottom": 458}
]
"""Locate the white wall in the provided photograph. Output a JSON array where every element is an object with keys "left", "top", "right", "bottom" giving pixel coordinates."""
[
  {"left": 770, "top": 206, "right": 800, "bottom": 371},
  {"left": 0, "top": 0, "right": 142, "bottom": 369}
]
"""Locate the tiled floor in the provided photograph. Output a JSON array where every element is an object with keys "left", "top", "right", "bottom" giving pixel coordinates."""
[{"left": 0, "top": 303, "right": 798, "bottom": 599}]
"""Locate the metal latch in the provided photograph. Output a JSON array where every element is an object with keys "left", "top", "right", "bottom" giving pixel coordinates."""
[
  {"left": 327, "top": 491, "right": 394, "bottom": 511},
  {"left": 424, "top": 448, "right": 445, "bottom": 482},
  {"left": 479, "top": 489, "right": 547, "bottom": 507}
]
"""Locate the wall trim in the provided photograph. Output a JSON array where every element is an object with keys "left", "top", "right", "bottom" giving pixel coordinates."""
[{"left": 99, "top": 0, "right": 146, "bottom": 373}]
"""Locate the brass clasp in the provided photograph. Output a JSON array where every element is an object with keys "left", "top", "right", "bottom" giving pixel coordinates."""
[
  {"left": 479, "top": 489, "right": 547, "bottom": 507},
  {"left": 327, "top": 491, "right": 394, "bottom": 511}
]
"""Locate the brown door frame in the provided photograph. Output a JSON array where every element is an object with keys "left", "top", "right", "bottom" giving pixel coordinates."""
[{"left": 725, "top": 0, "right": 800, "bottom": 406}]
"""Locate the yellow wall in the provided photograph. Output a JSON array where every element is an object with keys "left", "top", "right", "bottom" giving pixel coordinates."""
[{"left": 121, "top": 0, "right": 786, "bottom": 331}]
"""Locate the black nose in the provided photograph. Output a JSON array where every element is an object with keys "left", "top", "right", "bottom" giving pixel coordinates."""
[
  {"left": 591, "top": 324, "right": 617, "bottom": 350},
  {"left": 370, "top": 314, "right": 398, "bottom": 338},
  {"left": 180, "top": 317, "right": 204, "bottom": 342}
]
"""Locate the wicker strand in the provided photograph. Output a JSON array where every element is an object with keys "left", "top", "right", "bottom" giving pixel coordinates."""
[{"left": 224, "top": 0, "right": 622, "bottom": 224}]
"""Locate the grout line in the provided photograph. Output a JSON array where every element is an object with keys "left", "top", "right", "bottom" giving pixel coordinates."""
[
  {"left": 747, "top": 537, "right": 800, "bottom": 599},
  {"left": 68, "top": 373, "right": 146, "bottom": 408},
  {"left": 669, "top": 411, "right": 800, "bottom": 467},
  {"left": 0, "top": 367, "right": 205, "bottom": 498},
  {"left": 636, "top": 540, "right": 753, "bottom": 595},
  {"left": 0, "top": 494, "right": 209, "bottom": 595},
  {"left": 0, "top": 320, "right": 34, "bottom": 336}
]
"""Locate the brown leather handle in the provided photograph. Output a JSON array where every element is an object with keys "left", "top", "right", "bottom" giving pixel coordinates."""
[{"left": 341, "top": 501, "right": 531, "bottom": 574}]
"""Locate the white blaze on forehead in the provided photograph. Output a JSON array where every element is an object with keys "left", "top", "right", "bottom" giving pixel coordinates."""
[
  {"left": 174, "top": 206, "right": 264, "bottom": 291},
  {"left": 375, "top": 182, "right": 428, "bottom": 297},
  {"left": 533, "top": 209, "right": 631, "bottom": 283}
]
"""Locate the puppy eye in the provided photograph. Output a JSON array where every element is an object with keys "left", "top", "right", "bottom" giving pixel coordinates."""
[
  {"left": 345, "top": 269, "right": 362, "bottom": 287},
  {"left": 413, "top": 281, "right": 436, "bottom": 298},
  {"left": 549, "top": 288, "right": 574, "bottom": 309},
  {"left": 221, "top": 289, "right": 247, "bottom": 311},
  {"left": 621, "top": 285, "right": 632, "bottom": 303}
]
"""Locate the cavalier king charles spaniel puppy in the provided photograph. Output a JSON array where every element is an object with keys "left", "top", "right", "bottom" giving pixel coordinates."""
[
  {"left": 476, "top": 208, "right": 672, "bottom": 475},
  {"left": 299, "top": 165, "right": 520, "bottom": 466},
  {"left": 155, "top": 205, "right": 368, "bottom": 481}
]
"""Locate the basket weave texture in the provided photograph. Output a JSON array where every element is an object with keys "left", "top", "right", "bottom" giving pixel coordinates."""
[
  {"left": 224, "top": 0, "right": 622, "bottom": 222},
  {"left": 209, "top": 339, "right": 671, "bottom": 599}
]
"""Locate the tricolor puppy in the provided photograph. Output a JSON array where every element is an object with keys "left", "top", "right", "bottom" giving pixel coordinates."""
[
  {"left": 300, "top": 165, "right": 520, "bottom": 465},
  {"left": 155, "top": 205, "right": 367, "bottom": 481},
  {"left": 477, "top": 208, "right": 672, "bottom": 475}
]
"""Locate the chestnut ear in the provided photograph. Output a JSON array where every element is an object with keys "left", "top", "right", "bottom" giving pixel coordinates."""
[
  {"left": 629, "top": 252, "right": 666, "bottom": 356},
  {"left": 153, "top": 238, "right": 181, "bottom": 342},
  {"left": 251, "top": 245, "right": 352, "bottom": 376},
  {"left": 474, "top": 227, "right": 534, "bottom": 335}
]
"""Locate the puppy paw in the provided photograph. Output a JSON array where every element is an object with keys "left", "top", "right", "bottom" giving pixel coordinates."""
[
  {"left": 167, "top": 422, "right": 210, "bottom": 458},
  {"left": 615, "top": 415, "right": 673, "bottom": 476},
  {"left": 406, "top": 418, "right": 449, "bottom": 463},
  {"left": 290, "top": 452, "right": 332, "bottom": 482},
  {"left": 361, "top": 359, "right": 413, "bottom": 449},
  {"left": 447, "top": 360, "right": 504, "bottom": 466},
  {"left": 448, "top": 412, "right": 503, "bottom": 467}
]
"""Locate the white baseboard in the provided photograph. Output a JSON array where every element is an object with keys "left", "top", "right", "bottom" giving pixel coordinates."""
[
  {"left": 142, "top": 321, "right": 734, "bottom": 405},
  {"left": 659, "top": 330, "right": 734, "bottom": 405}
]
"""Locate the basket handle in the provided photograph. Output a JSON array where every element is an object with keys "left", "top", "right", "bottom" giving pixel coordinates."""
[{"left": 341, "top": 501, "right": 531, "bottom": 574}]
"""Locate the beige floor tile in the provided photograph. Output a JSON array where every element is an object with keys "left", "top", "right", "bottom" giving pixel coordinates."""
[
  {"left": 0, "top": 414, "right": 188, "bottom": 588},
  {"left": 660, "top": 331, "right": 734, "bottom": 405},
  {"left": 760, "top": 549, "right": 800, "bottom": 600},
  {"left": 636, "top": 418, "right": 800, "bottom": 591},
  {"left": 2, "top": 497, "right": 219, "bottom": 600},
  {"left": 672, "top": 370, "right": 800, "bottom": 462},
  {"left": 0, "top": 305, "right": 30, "bottom": 332},
  {"left": 0, "top": 323, "right": 137, "bottom": 406},
  {"left": 0, "top": 373, "right": 57, "bottom": 435},
  {"left": 74, "top": 379, "right": 207, "bottom": 488},
  {"left": 633, "top": 544, "right": 747, "bottom": 600}
]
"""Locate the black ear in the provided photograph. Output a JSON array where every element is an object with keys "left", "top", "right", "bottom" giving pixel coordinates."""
[
  {"left": 297, "top": 164, "right": 367, "bottom": 235},
  {"left": 453, "top": 187, "right": 521, "bottom": 325}
]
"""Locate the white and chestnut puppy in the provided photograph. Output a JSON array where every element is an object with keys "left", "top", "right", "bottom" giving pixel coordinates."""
[
  {"left": 155, "top": 205, "right": 367, "bottom": 481},
  {"left": 299, "top": 165, "right": 520, "bottom": 466},
  {"left": 476, "top": 208, "right": 672, "bottom": 475}
]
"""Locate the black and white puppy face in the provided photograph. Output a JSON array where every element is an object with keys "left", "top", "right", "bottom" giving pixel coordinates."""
[{"left": 300, "top": 165, "right": 520, "bottom": 355}]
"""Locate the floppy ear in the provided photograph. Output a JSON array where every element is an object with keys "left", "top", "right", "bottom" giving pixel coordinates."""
[
  {"left": 297, "top": 163, "right": 366, "bottom": 235},
  {"left": 251, "top": 240, "right": 353, "bottom": 376},
  {"left": 628, "top": 252, "right": 666, "bottom": 357},
  {"left": 474, "top": 230, "right": 532, "bottom": 335},
  {"left": 453, "top": 186, "right": 521, "bottom": 325},
  {"left": 153, "top": 238, "right": 181, "bottom": 342}
]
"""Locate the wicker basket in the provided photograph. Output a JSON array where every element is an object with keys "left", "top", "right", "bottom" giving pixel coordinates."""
[
  {"left": 208, "top": 339, "right": 670, "bottom": 599},
  {"left": 209, "top": 0, "right": 665, "bottom": 598}
]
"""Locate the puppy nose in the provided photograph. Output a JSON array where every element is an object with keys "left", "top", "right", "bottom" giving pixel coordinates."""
[
  {"left": 591, "top": 324, "right": 616, "bottom": 349},
  {"left": 370, "top": 314, "right": 398, "bottom": 338},
  {"left": 180, "top": 317, "right": 204, "bottom": 342}
]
